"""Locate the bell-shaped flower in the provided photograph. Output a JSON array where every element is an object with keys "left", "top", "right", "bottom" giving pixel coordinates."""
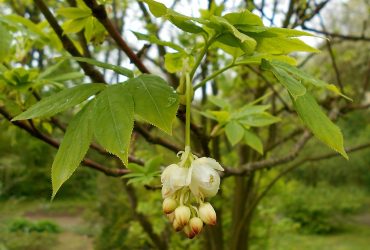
[
  {"left": 189, "top": 157, "right": 224, "bottom": 198},
  {"left": 161, "top": 164, "right": 192, "bottom": 198}
]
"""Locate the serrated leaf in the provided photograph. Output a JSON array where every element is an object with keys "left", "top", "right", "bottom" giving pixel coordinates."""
[
  {"left": 238, "top": 113, "right": 280, "bottom": 127},
  {"left": 141, "top": 0, "right": 168, "bottom": 17},
  {"left": 0, "top": 23, "right": 12, "bottom": 62},
  {"left": 12, "top": 84, "right": 105, "bottom": 121},
  {"left": 244, "top": 129, "right": 263, "bottom": 154},
  {"left": 51, "top": 102, "right": 94, "bottom": 199},
  {"left": 262, "top": 60, "right": 306, "bottom": 99},
  {"left": 292, "top": 93, "right": 348, "bottom": 159},
  {"left": 63, "top": 56, "right": 133, "bottom": 78},
  {"left": 93, "top": 85, "right": 134, "bottom": 165},
  {"left": 126, "top": 74, "right": 179, "bottom": 134},
  {"left": 225, "top": 121, "right": 245, "bottom": 146}
]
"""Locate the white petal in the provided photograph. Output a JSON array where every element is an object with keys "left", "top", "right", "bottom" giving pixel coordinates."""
[
  {"left": 190, "top": 162, "right": 221, "bottom": 198},
  {"left": 161, "top": 164, "right": 190, "bottom": 198},
  {"left": 193, "top": 157, "right": 224, "bottom": 171}
]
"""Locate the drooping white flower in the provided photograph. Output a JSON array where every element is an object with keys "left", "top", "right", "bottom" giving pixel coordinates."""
[
  {"left": 161, "top": 163, "right": 191, "bottom": 198},
  {"left": 189, "top": 157, "right": 224, "bottom": 198},
  {"left": 160, "top": 148, "right": 224, "bottom": 238}
]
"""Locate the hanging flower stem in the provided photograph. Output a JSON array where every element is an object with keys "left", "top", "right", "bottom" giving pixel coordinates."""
[{"left": 185, "top": 73, "right": 192, "bottom": 148}]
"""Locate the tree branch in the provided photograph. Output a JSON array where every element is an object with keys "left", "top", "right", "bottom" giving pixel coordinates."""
[
  {"left": 83, "top": 0, "right": 150, "bottom": 73},
  {"left": 34, "top": 0, "right": 106, "bottom": 83}
]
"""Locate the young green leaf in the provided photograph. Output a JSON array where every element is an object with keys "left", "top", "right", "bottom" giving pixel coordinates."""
[
  {"left": 232, "top": 105, "right": 271, "bottom": 119},
  {"left": 51, "top": 101, "right": 94, "bottom": 199},
  {"left": 63, "top": 56, "right": 134, "bottom": 78},
  {"left": 166, "top": 10, "right": 204, "bottom": 34},
  {"left": 244, "top": 129, "right": 263, "bottom": 154},
  {"left": 164, "top": 52, "right": 194, "bottom": 73},
  {"left": 126, "top": 74, "right": 179, "bottom": 134},
  {"left": 292, "top": 93, "right": 348, "bottom": 159},
  {"left": 93, "top": 85, "right": 134, "bottom": 165},
  {"left": 256, "top": 37, "right": 320, "bottom": 54},
  {"left": 210, "top": 16, "right": 257, "bottom": 53},
  {"left": 223, "top": 10, "right": 263, "bottom": 26},
  {"left": 238, "top": 113, "right": 280, "bottom": 127},
  {"left": 271, "top": 60, "right": 351, "bottom": 100},
  {"left": 12, "top": 84, "right": 105, "bottom": 121},
  {"left": 140, "top": 0, "right": 168, "bottom": 17},
  {"left": 132, "top": 31, "right": 185, "bottom": 52},
  {"left": 225, "top": 121, "right": 245, "bottom": 146},
  {"left": 62, "top": 18, "right": 88, "bottom": 34},
  {"left": 262, "top": 60, "right": 306, "bottom": 99},
  {"left": 0, "top": 23, "right": 12, "bottom": 62},
  {"left": 57, "top": 7, "right": 91, "bottom": 19}
]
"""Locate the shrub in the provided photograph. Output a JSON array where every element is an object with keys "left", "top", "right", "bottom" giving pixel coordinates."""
[
  {"left": 8, "top": 218, "right": 60, "bottom": 234},
  {"left": 280, "top": 183, "right": 366, "bottom": 234}
]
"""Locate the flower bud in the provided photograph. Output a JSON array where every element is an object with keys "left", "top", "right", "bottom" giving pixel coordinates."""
[
  {"left": 172, "top": 219, "right": 183, "bottom": 232},
  {"left": 167, "top": 212, "right": 175, "bottom": 223},
  {"left": 174, "top": 205, "right": 191, "bottom": 226},
  {"left": 162, "top": 197, "right": 177, "bottom": 214},
  {"left": 183, "top": 224, "right": 196, "bottom": 239},
  {"left": 199, "top": 202, "right": 217, "bottom": 225},
  {"left": 189, "top": 217, "right": 203, "bottom": 234}
]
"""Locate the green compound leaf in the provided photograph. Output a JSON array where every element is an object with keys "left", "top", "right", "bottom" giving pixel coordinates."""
[
  {"left": 225, "top": 120, "right": 245, "bottom": 146},
  {"left": 244, "top": 129, "right": 263, "bottom": 154},
  {"left": 293, "top": 93, "right": 348, "bottom": 159},
  {"left": 126, "top": 74, "right": 179, "bottom": 134},
  {"left": 12, "top": 84, "right": 105, "bottom": 121},
  {"left": 93, "top": 85, "right": 134, "bottom": 165},
  {"left": 51, "top": 101, "right": 94, "bottom": 199}
]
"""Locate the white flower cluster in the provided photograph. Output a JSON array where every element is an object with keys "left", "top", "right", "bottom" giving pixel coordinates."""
[{"left": 161, "top": 146, "right": 224, "bottom": 238}]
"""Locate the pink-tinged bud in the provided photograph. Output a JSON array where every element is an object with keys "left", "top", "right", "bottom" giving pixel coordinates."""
[
  {"left": 174, "top": 205, "right": 191, "bottom": 226},
  {"left": 183, "top": 224, "right": 196, "bottom": 239},
  {"left": 162, "top": 198, "right": 177, "bottom": 214},
  {"left": 167, "top": 212, "right": 175, "bottom": 223},
  {"left": 189, "top": 217, "right": 203, "bottom": 234},
  {"left": 172, "top": 219, "right": 183, "bottom": 232},
  {"left": 199, "top": 203, "right": 217, "bottom": 225}
]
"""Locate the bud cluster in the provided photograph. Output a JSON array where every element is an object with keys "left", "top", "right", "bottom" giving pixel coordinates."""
[
  {"left": 161, "top": 146, "right": 223, "bottom": 239},
  {"left": 163, "top": 199, "right": 217, "bottom": 239}
]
